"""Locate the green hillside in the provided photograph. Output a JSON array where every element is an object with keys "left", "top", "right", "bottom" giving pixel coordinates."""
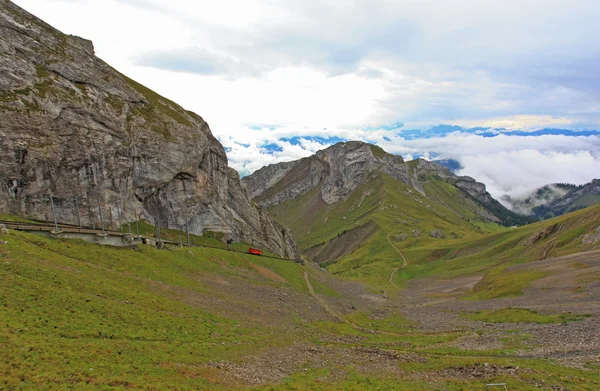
[
  {"left": 330, "top": 203, "right": 600, "bottom": 291},
  {"left": 269, "top": 171, "right": 505, "bottom": 265},
  {"left": 3, "top": 222, "right": 600, "bottom": 389},
  {"left": 0, "top": 231, "right": 309, "bottom": 389},
  {"left": 265, "top": 161, "right": 600, "bottom": 292}
]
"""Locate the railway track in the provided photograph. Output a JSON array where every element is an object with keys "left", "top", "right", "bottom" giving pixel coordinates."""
[
  {"left": 0, "top": 219, "right": 297, "bottom": 262},
  {"left": 0, "top": 219, "right": 124, "bottom": 235}
]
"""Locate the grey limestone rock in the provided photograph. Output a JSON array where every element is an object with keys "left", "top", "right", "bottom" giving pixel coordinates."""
[
  {"left": 243, "top": 140, "right": 502, "bottom": 226},
  {"left": 0, "top": 1, "right": 297, "bottom": 258},
  {"left": 429, "top": 229, "right": 446, "bottom": 239},
  {"left": 244, "top": 141, "right": 414, "bottom": 207},
  {"left": 395, "top": 234, "right": 407, "bottom": 242}
]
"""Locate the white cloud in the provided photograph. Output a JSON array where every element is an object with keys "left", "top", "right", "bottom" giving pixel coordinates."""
[
  {"left": 13, "top": 0, "right": 600, "bottom": 132},
  {"left": 458, "top": 149, "right": 600, "bottom": 200},
  {"left": 11, "top": 0, "right": 600, "bottom": 203},
  {"left": 452, "top": 115, "right": 577, "bottom": 131},
  {"left": 218, "top": 122, "right": 600, "bottom": 202}
]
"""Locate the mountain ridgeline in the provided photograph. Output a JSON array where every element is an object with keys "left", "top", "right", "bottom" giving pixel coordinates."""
[
  {"left": 0, "top": 0, "right": 297, "bottom": 257},
  {"left": 242, "top": 141, "right": 530, "bottom": 263},
  {"left": 503, "top": 180, "right": 600, "bottom": 219}
]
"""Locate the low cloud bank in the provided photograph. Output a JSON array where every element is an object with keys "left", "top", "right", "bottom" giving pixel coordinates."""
[{"left": 220, "top": 126, "right": 600, "bottom": 203}]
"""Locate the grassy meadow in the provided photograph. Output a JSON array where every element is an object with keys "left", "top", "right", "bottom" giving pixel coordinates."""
[{"left": 2, "top": 201, "right": 600, "bottom": 389}]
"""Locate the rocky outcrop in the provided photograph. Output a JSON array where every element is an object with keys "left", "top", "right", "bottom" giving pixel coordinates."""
[
  {"left": 242, "top": 160, "right": 301, "bottom": 200},
  {"left": 583, "top": 226, "right": 600, "bottom": 245},
  {"left": 246, "top": 141, "right": 411, "bottom": 207},
  {"left": 452, "top": 177, "right": 495, "bottom": 204},
  {"left": 407, "top": 159, "right": 497, "bottom": 205},
  {"left": 251, "top": 157, "right": 330, "bottom": 209},
  {"left": 0, "top": 1, "right": 297, "bottom": 258},
  {"left": 317, "top": 142, "right": 380, "bottom": 204}
]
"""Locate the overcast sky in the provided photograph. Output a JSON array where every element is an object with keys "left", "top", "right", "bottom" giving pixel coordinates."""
[{"left": 13, "top": 0, "right": 600, "bottom": 203}]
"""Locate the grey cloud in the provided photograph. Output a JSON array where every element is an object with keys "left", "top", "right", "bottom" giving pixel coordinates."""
[
  {"left": 355, "top": 68, "right": 385, "bottom": 79},
  {"left": 135, "top": 47, "right": 266, "bottom": 77},
  {"left": 125, "top": 0, "right": 600, "bottom": 126},
  {"left": 115, "top": 0, "right": 171, "bottom": 13}
]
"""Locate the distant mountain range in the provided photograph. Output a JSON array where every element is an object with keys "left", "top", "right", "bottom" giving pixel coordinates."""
[{"left": 502, "top": 180, "right": 600, "bottom": 219}]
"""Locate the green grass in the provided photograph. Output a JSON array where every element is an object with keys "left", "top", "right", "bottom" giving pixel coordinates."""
[
  {"left": 269, "top": 171, "right": 520, "bottom": 290},
  {"left": 0, "top": 214, "right": 39, "bottom": 223},
  {"left": 2, "top": 228, "right": 600, "bottom": 389},
  {"left": 386, "top": 204, "right": 599, "bottom": 294},
  {"left": 267, "top": 156, "right": 600, "bottom": 292},
  {"left": 0, "top": 229, "right": 309, "bottom": 389},
  {"left": 466, "top": 268, "right": 549, "bottom": 300},
  {"left": 344, "top": 311, "right": 414, "bottom": 332},
  {"left": 465, "top": 308, "right": 592, "bottom": 324},
  {"left": 369, "top": 144, "right": 390, "bottom": 158},
  {"left": 122, "top": 219, "right": 280, "bottom": 257},
  {"left": 117, "top": 70, "right": 196, "bottom": 138}
]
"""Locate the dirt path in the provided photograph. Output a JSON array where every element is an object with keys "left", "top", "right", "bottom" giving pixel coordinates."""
[
  {"left": 303, "top": 271, "right": 425, "bottom": 337},
  {"left": 304, "top": 271, "right": 353, "bottom": 325},
  {"left": 387, "top": 234, "right": 408, "bottom": 288},
  {"left": 304, "top": 271, "right": 389, "bottom": 333}
]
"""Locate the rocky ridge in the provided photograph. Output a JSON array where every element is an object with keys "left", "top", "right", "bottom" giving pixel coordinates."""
[
  {"left": 243, "top": 141, "right": 525, "bottom": 226},
  {"left": 0, "top": 0, "right": 297, "bottom": 258}
]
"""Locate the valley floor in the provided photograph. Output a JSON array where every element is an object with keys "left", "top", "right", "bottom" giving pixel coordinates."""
[{"left": 2, "top": 229, "right": 600, "bottom": 390}]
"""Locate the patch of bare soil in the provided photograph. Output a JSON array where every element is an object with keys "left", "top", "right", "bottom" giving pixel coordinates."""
[
  {"left": 305, "top": 220, "right": 378, "bottom": 264},
  {"left": 205, "top": 344, "right": 428, "bottom": 386},
  {"left": 246, "top": 261, "right": 288, "bottom": 283},
  {"left": 452, "top": 332, "right": 504, "bottom": 351},
  {"left": 397, "top": 251, "right": 600, "bottom": 362},
  {"left": 305, "top": 262, "right": 386, "bottom": 315},
  {"left": 406, "top": 362, "right": 534, "bottom": 383},
  {"left": 205, "top": 343, "right": 541, "bottom": 388}
]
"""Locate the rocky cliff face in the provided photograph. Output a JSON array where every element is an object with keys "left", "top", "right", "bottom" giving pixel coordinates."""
[
  {"left": 248, "top": 142, "right": 407, "bottom": 207},
  {"left": 243, "top": 141, "right": 528, "bottom": 226},
  {"left": 0, "top": 0, "right": 297, "bottom": 258},
  {"left": 242, "top": 160, "right": 302, "bottom": 201}
]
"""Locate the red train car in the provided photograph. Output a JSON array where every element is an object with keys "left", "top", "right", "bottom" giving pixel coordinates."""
[{"left": 248, "top": 248, "right": 262, "bottom": 256}]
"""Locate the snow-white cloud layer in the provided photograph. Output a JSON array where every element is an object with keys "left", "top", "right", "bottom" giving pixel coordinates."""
[{"left": 13, "top": 0, "right": 600, "bottom": 199}]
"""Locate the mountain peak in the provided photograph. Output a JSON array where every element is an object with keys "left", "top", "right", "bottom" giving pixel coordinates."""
[{"left": 243, "top": 143, "right": 530, "bottom": 227}]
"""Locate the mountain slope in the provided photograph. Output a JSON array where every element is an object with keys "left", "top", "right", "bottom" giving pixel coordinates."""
[
  {"left": 501, "top": 179, "right": 600, "bottom": 221},
  {"left": 532, "top": 179, "right": 600, "bottom": 219},
  {"left": 243, "top": 141, "right": 529, "bottom": 263},
  {"left": 0, "top": 228, "right": 360, "bottom": 389},
  {"left": 0, "top": 0, "right": 296, "bottom": 257},
  {"left": 4, "top": 219, "right": 600, "bottom": 389},
  {"left": 332, "top": 203, "right": 600, "bottom": 289}
]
